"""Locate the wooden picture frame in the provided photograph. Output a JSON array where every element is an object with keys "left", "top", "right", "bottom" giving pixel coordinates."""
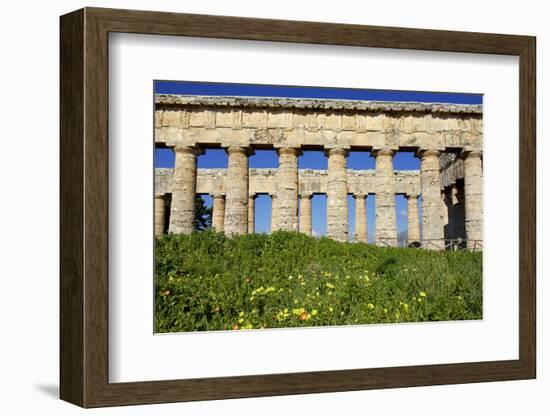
[{"left": 60, "top": 7, "right": 536, "bottom": 408}]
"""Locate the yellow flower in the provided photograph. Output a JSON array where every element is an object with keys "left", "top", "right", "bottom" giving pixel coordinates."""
[
  {"left": 326, "top": 282, "right": 335, "bottom": 289},
  {"left": 329, "top": 307, "right": 334, "bottom": 312},
  {"left": 419, "top": 291, "right": 427, "bottom": 297},
  {"left": 367, "top": 303, "right": 375, "bottom": 310},
  {"left": 238, "top": 318, "right": 244, "bottom": 324},
  {"left": 311, "top": 309, "right": 318, "bottom": 316}
]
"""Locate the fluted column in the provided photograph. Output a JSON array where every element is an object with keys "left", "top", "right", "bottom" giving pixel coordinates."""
[
  {"left": 354, "top": 193, "right": 367, "bottom": 243},
  {"left": 169, "top": 145, "right": 202, "bottom": 234},
  {"left": 271, "top": 194, "right": 278, "bottom": 233},
  {"left": 406, "top": 193, "right": 421, "bottom": 245},
  {"left": 299, "top": 192, "right": 313, "bottom": 236},
  {"left": 276, "top": 147, "right": 300, "bottom": 231},
  {"left": 154, "top": 195, "right": 166, "bottom": 236},
  {"left": 374, "top": 149, "right": 397, "bottom": 246},
  {"left": 418, "top": 149, "right": 444, "bottom": 250},
  {"left": 224, "top": 146, "right": 250, "bottom": 236},
  {"left": 212, "top": 193, "right": 226, "bottom": 233},
  {"left": 326, "top": 148, "right": 349, "bottom": 242},
  {"left": 248, "top": 194, "right": 256, "bottom": 234},
  {"left": 462, "top": 151, "right": 483, "bottom": 249}
]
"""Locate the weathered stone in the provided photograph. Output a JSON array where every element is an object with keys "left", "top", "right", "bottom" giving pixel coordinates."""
[
  {"left": 462, "top": 151, "right": 483, "bottom": 249},
  {"left": 326, "top": 148, "right": 349, "bottom": 242},
  {"left": 156, "top": 95, "right": 482, "bottom": 153},
  {"left": 419, "top": 149, "right": 444, "bottom": 249},
  {"left": 154, "top": 195, "right": 166, "bottom": 236},
  {"left": 155, "top": 95, "right": 483, "bottom": 250},
  {"left": 374, "top": 149, "right": 397, "bottom": 246},
  {"left": 169, "top": 145, "right": 202, "bottom": 234},
  {"left": 224, "top": 146, "right": 250, "bottom": 236},
  {"left": 276, "top": 148, "right": 300, "bottom": 231},
  {"left": 212, "top": 193, "right": 225, "bottom": 232},
  {"left": 354, "top": 193, "right": 367, "bottom": 243},
  {"left": 299, "top": 192, "right": 313, "bottom": 236}
]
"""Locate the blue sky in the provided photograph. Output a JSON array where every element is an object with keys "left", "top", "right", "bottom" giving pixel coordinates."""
[{"left": 155, "top": 81, "right": 482, "bottom": 238}]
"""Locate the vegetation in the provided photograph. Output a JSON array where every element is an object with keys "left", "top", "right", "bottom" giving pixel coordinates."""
[
  {"left": 155, "top": 231, "right": 482, "bottom": 332},
  {"left": 194, "top": 195, "right": 212, "bottom": 231}
]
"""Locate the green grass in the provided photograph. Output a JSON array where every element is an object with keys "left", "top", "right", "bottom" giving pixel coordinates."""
[{"left": 155, "top": 231, "right": 482, "bottom": 332}]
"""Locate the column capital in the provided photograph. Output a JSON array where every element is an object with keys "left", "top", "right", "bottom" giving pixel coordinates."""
[
  {"left": 300, "top": 191, "right": 313, "bottom": 199},
  {"left": 405, "top": 193, "right": 419, "bottom": 199},
  {"left": 225, "top": 146, "right": 255, "bottom": 156},
  {"left": 324, "top": 147, "right": 349, "bottom": 158},
  {"left": 211, "top": 192, "right": 226, "bottom": 199},
  {"left": 372, "top": 148, "right": 395, "bottom": 158},
  {"left": 459, "top": 150, "right": 483, "bottom": 160},
  {"left": 276, "top": 147, "right": 302, "bottom": 157},
  {"left": 173, "top": 145, "right": 204, "bottom": 156},
  {"left": 248, "top": 193, "right": 257, "bottom": 199},
  {"left": 416, "top": 148, "right": 440, "bottom": 159},
  {"left": 353, "top": 192, "right": 367, "bottom": 199}
]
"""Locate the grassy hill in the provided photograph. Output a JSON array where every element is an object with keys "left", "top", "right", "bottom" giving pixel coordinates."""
[{"left": 155, "top": 231, "right": 482, "bottom": 332}]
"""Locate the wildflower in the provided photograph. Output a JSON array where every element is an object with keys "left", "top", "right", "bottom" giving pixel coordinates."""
[
  {"left": 231, "top": 324, "right": 239, "bottom": 330},
  {"left": 299, "top": 312, "right": 310, "bottom": 321},
  {"left": 329, "top": 307, "right": 334, "bottom": 312},
  {"left": 239, "top": 311, "right": 245, "bottom": 317},
  {"left": 326, "top": 282, "right": 335, "bottom": 290},
  {"left": 367, "top": 303, "right": 375, "bottom": 310},
  {"left": 311, "top": 309, "right": 318, "bottom": 316},
  {"left": 419, "top": 291, "right": 427, "bottom": 297},
  {"left": 238, "top": 318, "right": 244, "bottom": 324}
]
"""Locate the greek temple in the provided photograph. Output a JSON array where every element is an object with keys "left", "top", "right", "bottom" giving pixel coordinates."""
[{"left": 154, "top": 94, "right": 482, "bottom": 250}]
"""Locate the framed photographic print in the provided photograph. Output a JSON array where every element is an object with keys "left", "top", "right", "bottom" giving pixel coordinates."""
[{"left": 60, "top": 7, "right": 536, "bottom": 408}]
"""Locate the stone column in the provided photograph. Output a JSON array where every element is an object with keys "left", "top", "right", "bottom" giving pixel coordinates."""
[
  {"left": 154, "top": 195, "right": 166, "bottom": 237},
  {"left": 248, "top": 194, "right": 256, "bottom": 234},
  {"left": 276, "top": 147, "right": 300, "bottom": 231},
  {"left": 271, "top": 194, "right": 278, "bottom": 233},
  {"left": 406, "top": 193, "right": 421, "bottom": 245},
  {"left": 212, "top": 193, "right": 226, "bottom": 233},
  {"left": 462, "top": 151, "right": 483, "bottom": 249},
  {"left": 354, "top": 193, "right": 367, "bottom": 243},
  {"left": 299, "top": 192, "right": 313, "bottom": 236},
  {"left": 224, "top": 146, "right": 250, "bottom": 236},
  {"left": 418, "top": 149, "right": 444, "bottom": 250},
  {"left": 374, "top": 149, "right": 397, "bottom": 246},
  {"left": 169, "top": 145, "right": 201, "bottom": 234},
  {"left": 326, "top": 148, "right": 349, "bottom": 242}
]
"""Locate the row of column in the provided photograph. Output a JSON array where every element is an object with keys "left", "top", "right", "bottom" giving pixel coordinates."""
[{"left": 159, "top": 145, "right": 482, "bottom": 250}]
